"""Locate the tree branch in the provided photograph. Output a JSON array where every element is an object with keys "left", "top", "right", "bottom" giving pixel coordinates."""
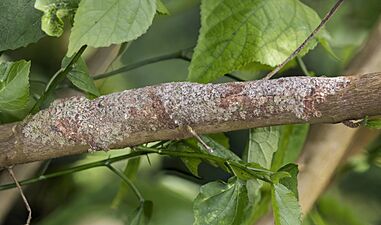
[{"left": 1, "top": 73, "right": 380, "bottom": 167}]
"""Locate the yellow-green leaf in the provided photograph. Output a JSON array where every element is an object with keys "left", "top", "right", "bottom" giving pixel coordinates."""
[{"left": 188, "top": 0, "right": 322, "bottom": 83}]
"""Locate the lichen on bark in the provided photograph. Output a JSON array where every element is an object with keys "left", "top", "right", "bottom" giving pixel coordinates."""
[{"left": 21, "top": 76, "right": 350, "bottom": 152}]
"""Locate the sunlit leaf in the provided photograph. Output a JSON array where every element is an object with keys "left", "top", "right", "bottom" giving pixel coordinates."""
[
  {"left": 156, "top": 0, "right": 170, "bottom": 15},
  {"left": 67, "top": 0, "right": 156, "bottom": 56},
  {"left": 188, "top": 0, "right": 322, "bottom": 83}
]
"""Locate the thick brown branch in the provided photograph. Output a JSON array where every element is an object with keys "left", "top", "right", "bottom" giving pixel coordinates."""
[{"left": 1, "top": 73, "right": 380, "bottom": 167}]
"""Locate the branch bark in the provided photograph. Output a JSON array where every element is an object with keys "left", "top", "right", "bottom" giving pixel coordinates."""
[{"left": 0, "top": 73, "right": 380, "bottom": 167}]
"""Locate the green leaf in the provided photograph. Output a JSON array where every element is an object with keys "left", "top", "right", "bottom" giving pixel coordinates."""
[
  {"left": 188, "top": 0, "right": 321, "bottom": 83},
  {"left": 227, "top": 161, "right": 273, "bottom": 182},
  {"left": 0, "top": 60, "right": 30, "bottom": 112},
  {"left": 363, "top": 117, "right": 381, "bottom": 129},
  {"left": 193, "top": 177, "right": 252, "bottom": 225},
  {"left": 271, "top": 124, "right": 309, "bottom": 170},
  {"left": 167, "top": 133, "right": 234, "bottom": 176},
  {"left": 130, "top": 200, "right": 153, "bottom": 225},
  {"left": 62, "top": 56, "right": 100, "bottom": 97},
  {"left": 67, "top": 0, "right": 157, "bottom": 56},
  {"left": 167, "top": 140, "right": 202, "bottom": 177},
  {"left": 198, "top": 135, "right": 240, "bottom": 161},
  {"left": 244, "top": 127, "right": 280, "bottom": 169},
  {"left": 317, "top": 31, "right": 340, "bottom": 61},
  {"left": 112, "top": 157, "right": 141, "bottom": 208},
  {"left": 248, "top": 187, "right": 272, "bottom": 223},
  {"left": 0, "top": 0, "right": 45, "bottom": 51},
  {"left": 35, "top": 0, "right": 80, "bottom": 37},
  {"left": 271, "top": 183, "right": 302, "bottom": 225},
  {"left": 156, "top": 0, "right": 170, "bottom": 15},
  {"left": 277, "top": 164, "right": 299, "bottom": 199},
  {"left": 208, "top": 133, "right": 230, "bottom": 149}
]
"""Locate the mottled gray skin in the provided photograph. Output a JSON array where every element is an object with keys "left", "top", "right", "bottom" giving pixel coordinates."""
[{"left": 22, "top": 76, "right": 350, "bottom": 152}]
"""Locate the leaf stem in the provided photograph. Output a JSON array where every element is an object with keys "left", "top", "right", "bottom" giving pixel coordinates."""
[
  {"left": 0, "top": 146, "right": 273, "bottom": 191},
  {"left": 31, "top": 45, "right": 87, "bottom": 112},
  {"left": 93, "top": 47, "right": 246, "bottom": 82},
  {"left": 106, "top": 164, "right": 144, "bottom": 203},
  {"left": 0, "top": 150, "right": 143, "bottom": 190},
  {"left": 7, "top": 167, "right": 32, "bottom": 225},
  {"left": 93, "top": 48, "right": 192, "bottom": 80},
  {"left": 296, "top": 56, "right": 313, "bottom": 77},
  {"left": 264, "top": 0, "right": 345, "bottom": 80}
]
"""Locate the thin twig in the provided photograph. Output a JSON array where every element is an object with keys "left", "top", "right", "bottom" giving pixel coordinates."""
[
  {"left": 7, "top": 167, "right": 32, "bottom": 225},
  {"left": 31, "top": 45, "right": 87, "bottom": 113},
  {"left": 94, "top": 47, "right": 193, "bottom": 80},
  {"left": 106, "top": 164, "right": 145, "bottom": 203},
  {"left": 296, "top": 56, "right": 314, "bottom": 77},
  {"left": 186, "top": 125, "right": 214, "bottom": 153},
  {"left": 92, "top": 47, "right": 245, "bottom": 82},
  {"left": 264, "top": 0, "right": 345, "bottom": 80}
]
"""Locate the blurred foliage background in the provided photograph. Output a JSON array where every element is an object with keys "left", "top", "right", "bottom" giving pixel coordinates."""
[{"left": 1, "top": 0, "right": 381, "bottom": 224}]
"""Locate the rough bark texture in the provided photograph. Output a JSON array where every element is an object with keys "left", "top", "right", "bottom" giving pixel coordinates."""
[{"left": 0, "top": 73, "right": 380, "bottom": 167}]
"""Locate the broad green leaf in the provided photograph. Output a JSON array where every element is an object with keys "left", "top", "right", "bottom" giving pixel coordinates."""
[
  {"left": 271, "top": 183, "right": 302, "bottom": 225},
  {"left": 271, "top": 124, "right": 309, "bottom": 170},
  {"left": 62, "top": 56, "right": 100, "bottom": 97},
  {"left": 188, "top": 0, "right": 321, "bottom": 83},
  {"left": 67, "top": 0, "right": 156, "bottom": 56},
  {"left": 156, "top": 0, "right": 170, "bottom": 15},
  {"left": 0, "top": 0, "right": 45, "bottom": 51},
  {"left": 112, "top": 157, "right": 141, "bottom": 208},
  {"left": 130, "top": 200, "right": 153, "bottom": 225},
  {"left": 193, "top": 177, "right": 252, "bottom": 225},
  {"left": 35, "top": 0, "right": 80, "bottom": 37},
  {"left": 0, "top": 60, "right": 30, "bottom": 112},
  {"left": 244, "top": 127, "right": 280, "bottom": 169}
]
